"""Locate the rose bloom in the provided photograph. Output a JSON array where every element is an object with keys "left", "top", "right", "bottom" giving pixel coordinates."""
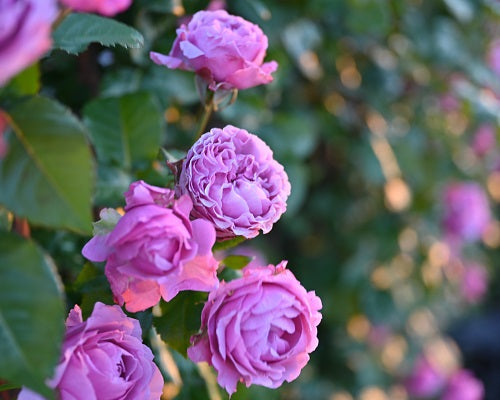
[
  {"left": 404, "top": 356, "right": 448, "bottom": 398},
  {"left": 442, "top": 182, "right": 491, "bottom": 243},
  {"left": 0, "top": 0, "right": 57, "bottom": 86},
  {"left": 150, "top": 10, "right": 277, "bottom": 91},
  {"left": 178, "top": 125, "right": 291, "bottom": 239},
  {"left": 461, "top": 263, "right": 488, "bottom": 304},
  {"left": 18, "top": 302, "right": 163, "bottom": 400},
  {"left": 188, "top": 261, "right": 322, "bottom": 395},
  {"left": 471, "top": 124, "right": 496, "bottom": 158},
  {"left": 441, "top": 369, "right": 484, "bottom": 400},
  {"left": 83, "top": 181, "right": 219, "bottom": 312},
  {"left": 60, "top": 0, "right": 132, "bottom": 16}
]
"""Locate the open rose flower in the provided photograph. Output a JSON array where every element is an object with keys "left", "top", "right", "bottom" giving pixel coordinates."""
[
  {"left": 178, "top": 125, "right": 291, "bottom": 239},
  {"left": 18, "top": 302, "right": 163, "bottom": 400},
  {"left": 441, "top": 369, "right": 484, "bottom": 400},
  {"left": 150, "top": 10, "right": 278, "bottom": 91},
  {"left": 0, "top": 0, "right": 57, "bottom": 86},
  {"left": 442, "top": 182, "right": 491, "bottom": 243},
  {"left": 82, "top": 180, "right": 219, "bottom": 312},
  {"left": 188, "top": 261, "right": 322, "bottom": 394},
  {"left": 60, "top": 0, "right": 132, "bottom": 16}
]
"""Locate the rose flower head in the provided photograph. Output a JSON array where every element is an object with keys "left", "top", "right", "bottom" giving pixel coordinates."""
[
  {"left": 60, "top": 0, "right": 132, "bottom": 16},
  {"left": 150, "top": 10, "right": 278, "bottom": 91},
  {"left": 188, "top": 261, "right": 322, "bottom": 395},
  {"left": 442, "top": 182, "right": 491, "bottom": 243},
  {"left": 442, "top": 369, "right": 484, "bottom": 400},
  {"left": 404, "top": 355, "right": 448, "bottom": 398},
  {"left": 82, "top": 180, "right": 219, "bottom": 312},
  {"left": 0, "top": 0, "right": 57, "bottom": 86},
  {"left": 18, "top": 302, "right": 164, "bottom": 400},
  {"left": 178, "top": 125, "right": 291, "bottom": 239}
]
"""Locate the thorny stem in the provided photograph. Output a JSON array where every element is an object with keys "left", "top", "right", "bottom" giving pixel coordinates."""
[{"left": 195, "top": 91, "right": 214, "bottom": 141}]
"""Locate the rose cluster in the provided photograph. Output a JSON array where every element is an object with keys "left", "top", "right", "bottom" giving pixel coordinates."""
[
  {"left": 405, "top": 355, "right": 484, "bottom": 400},
  {"left": 81, "top": 8, "right": 320, "bottom": 396},
  {"left": 18, "top": 303, "right": 164, "bottom": 400}
]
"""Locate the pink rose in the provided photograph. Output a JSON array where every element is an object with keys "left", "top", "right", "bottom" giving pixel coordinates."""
[
  {"left": 471, "top": 124, "right": 496, "bottom": 158},
  {"left": 188, "top": 261, "right": 322, "bottom": 395},
  {"left": 150, "top": 10, "right": 278, "bottom": 91},
  {"left": 0, "top": 0, "right": 57, "bottom": 86},
  {"left": 60, "top": 0, "right": 132, "bottom": 16},
  {"left": 82, "top": 181, "right": 219, "bottom": 312},
  {"left": 404, "top": 356, "right": 448, "bottom": 398},
  {"left": 441, "top": 369, "right": 484, "bottom": 400},
  {"left": 442, "top": 182, "right": 491, "bottom": 243},
  {"left": 18, "top": 302, "right": 163, "bottom": 400},
  {"left": 461, "top": 263, "right": 488, "bottom": 304},
  {"left": 178, "top": 125, "right": 291, "bottom": 239}
]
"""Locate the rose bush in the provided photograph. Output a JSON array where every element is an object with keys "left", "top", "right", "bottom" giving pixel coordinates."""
[
  {"left": 188, "top": 261, "right": 322, "bottom": 394},
  {"left": 83, "top": 181, "right": 219, "bottom": 312},
  {"left": 18, "top": 302, "right": 163, "bottom": 400},
  {"left": 0, "top": 0, "right": 57, "bottom": 86},
  {"left": 59, "top": 0, "right": 132, "bottom": 16},
  {"left": 150, "top": 10, "right": 278, "bottom": 91},
  {"left": 178, "top": 125, "right": 291, "bottom": 239}
]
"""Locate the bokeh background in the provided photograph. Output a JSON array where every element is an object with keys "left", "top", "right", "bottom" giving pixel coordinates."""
[{"left": 33, "top": 0, "right": 500, "bottom": 399}]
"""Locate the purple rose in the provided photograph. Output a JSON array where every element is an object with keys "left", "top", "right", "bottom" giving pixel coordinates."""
[
  {"left": 18, "top": 302, "right": 164, "bottom": 400},
  {"left": 178, "top": 125, "right": 291, "bottom": 239},
  {"left": 150, "top": 10, "right": 278, "bottom": 91},
  {"left": 442, "top": 182, "right": 491, "bottom": 243},
  {"left": 441, "top": 370, "right": 484, "bottom": 400},
  {"left": 404, "top": 356, "right": 447, "bottom": 398},
  {"left": 0, "top": 0, "right": 57, "bottom": 86},
  {"left": 83, "top": 180, "right": 219, "bottom": 312},
  {"left": 188, "top": 261, "right": 322, "bottom": 394},
  {"left": 60, "top": 0, "right": 132, "bottom": 16}
]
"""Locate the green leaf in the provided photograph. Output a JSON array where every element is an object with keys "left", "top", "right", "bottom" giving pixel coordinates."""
[
  {"left": 0, "top": 64, "right": 40, "bottom": 98},
  {"left": 52, "top": 13, "right": 144, "bottom": 55},
  {"left": 212, "top": 236, "right": 246, "bottom": 252},
  {"left": 0, "top": 96, "right": 94, "bottom": 234},
  {"left": 92, "top": 208, "right": 122, "bottom": 236},
  {"left": 83, "top": 92, "right": 164, "bottom": 169},
  {"left": 73, "top": 263, "right": 114, "bottom": 320},
  {"left": 0, "top": 232, "right": 65, "bottom": 398},
  {"left": 221, "top": 255, "right": 253, "bottom": 270},
  {"left": 153, "top": 292, "right": 207, "bottom": 357}
]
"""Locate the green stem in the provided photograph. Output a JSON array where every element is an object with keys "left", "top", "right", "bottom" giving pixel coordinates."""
[
  {"left": 195, "top": 92, "right": 214, "bottom": 141},
  {"left": 52, "top": 8, "right": 72, "bottom": 30}
]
